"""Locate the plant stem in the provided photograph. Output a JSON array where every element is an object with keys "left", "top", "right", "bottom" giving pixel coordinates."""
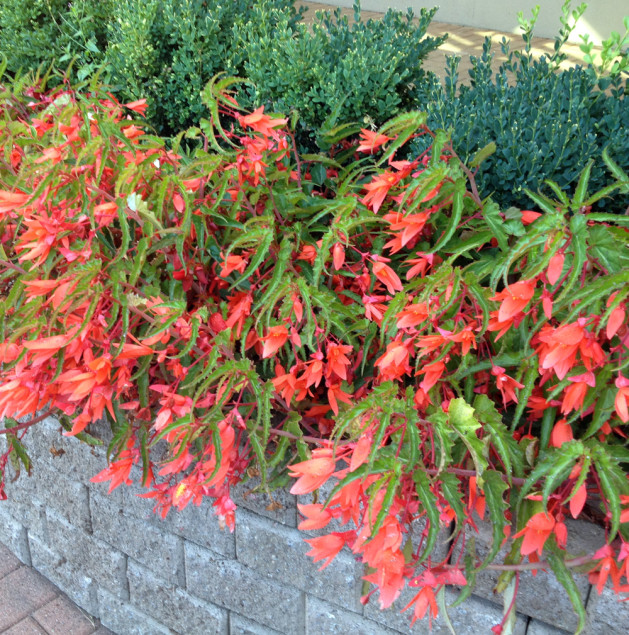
[{"left": 0, "top": 410, "right": 53, "bottom": 435}]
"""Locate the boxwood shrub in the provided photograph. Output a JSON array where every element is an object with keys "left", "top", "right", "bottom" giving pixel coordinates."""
[
  {"left": 237, "top": 2, "right": 445, "bottom": 145},
  {"left": 0, "top": 0, "right": 114, "bottom": 78},
  {"left": 105, "top": 0, "right": 304, "bottom": 135},
  {"left": 412, "top": 5, "right": 629, "bottom": 211}
]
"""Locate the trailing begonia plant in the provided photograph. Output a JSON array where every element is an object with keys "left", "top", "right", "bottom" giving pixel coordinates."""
[{"left": 1, "top": 71, "right": 629, "bottom": 633}]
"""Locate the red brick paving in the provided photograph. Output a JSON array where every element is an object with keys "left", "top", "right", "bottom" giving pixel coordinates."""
[
  {"left": 32, "top": 597, "right": 97, "bottom": 635},
  {"left": 3, "top": 617, "right": 47, "bottom": 635},
  {"left": 0, "top": 544, "right": 111, "bottom": 635}
]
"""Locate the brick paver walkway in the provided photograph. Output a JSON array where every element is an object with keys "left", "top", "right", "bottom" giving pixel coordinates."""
[{"left": 0, "top": 544, "right": 111, "bottom": 635}]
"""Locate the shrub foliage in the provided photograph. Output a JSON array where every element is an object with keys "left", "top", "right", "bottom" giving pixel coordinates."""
[
  {"left": 415, "top": 3, "right": 629, "bottom": 211},
  {"left": 0, "top": 0, "right": 114, "bottom": 79},
  {"left": 238, "top": 2, "right": 445, "bottom": 143},
  {"left": 1, "top": 74, "right": 629, "bottom": 631},
  {"left": 106, "top": 0, "right": 304, "bottom": 135}
]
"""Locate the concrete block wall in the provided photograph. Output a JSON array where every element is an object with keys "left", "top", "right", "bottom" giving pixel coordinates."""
[{"left": 1, "top": 416, "right": 627, "bottom": 634}]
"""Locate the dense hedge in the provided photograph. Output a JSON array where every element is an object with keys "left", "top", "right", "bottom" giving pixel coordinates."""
[
  {"left": 0, "top": 0, "right": 114, "bottom": 79},
  {"left": 106, "top": 0, "right": 304, "bottom": 135},
  {"left": 414, "top": 37, "right": 629, "bottom": 210},
  {"left": 0, "top": 0, "right": 444, "bottom": 138},
  {"left": 237, "top": 4, "right": 445, "bottom": 144}
]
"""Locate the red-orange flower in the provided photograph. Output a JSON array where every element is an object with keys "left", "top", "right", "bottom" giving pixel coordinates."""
[
  {"left": 403, "top": 587, "right": 438, "bottom": 626},
  {"left": 357, "top": 129, "right": 391, "bottom": 153},
  {"left": 0, "top": 190, "right": 30, "bottom": 214},
  {"left": 297, "top": 504, "right": 332, "bottom": 531},
  {"left": 261, "top": 325, "right": 289, "bottom": 358},
  {"left": 491, "top": 280, "right": 536, "bottom": 323},
  {"left": 361, "top": 171, "right": 399, "bottom": 213},
  {"left": 550, "top": 418, "right": 573, "bottom": 448},
  {"left": 289, "top": 449, "right": 336, "bottom": 495},
  {"left": 513, "top": 512, "right": 556, "bottom": 557},
  {"left": 372, "top": 258, "right": 403, "bottom": 295},
  {"left": 238, "top": 106, "right": 287, "bottom": 136},
  {"left": 491, "top": 366, "right": 524, "bottom": 406},
  {"left": 615, "top": 375, "right": 629, "bottom": 423},
  {"left": 561, "top": 371, "right": 595, "bottom": 414},
  {"left": 396, "top": 301, "right": 429, "bottom": 329},
  {"left": 304, "top": 533, "right": 346, "bottom": 570},
  {"left": 546, "top": 252, "right": 565, "bottom": 286}
]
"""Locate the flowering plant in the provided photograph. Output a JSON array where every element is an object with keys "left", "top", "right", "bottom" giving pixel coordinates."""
[{"left": 1, "top": 75, "right": 629, "bottom": 632}]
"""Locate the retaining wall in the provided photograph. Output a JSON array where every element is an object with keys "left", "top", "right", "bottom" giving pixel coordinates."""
[{"left": 0, "top": 416, "right": 627, "bottom": 634}]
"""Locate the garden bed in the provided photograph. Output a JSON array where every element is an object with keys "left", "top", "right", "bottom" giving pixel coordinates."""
[{"left": 1, "top": 2, "right": 628, "bottom": 634}]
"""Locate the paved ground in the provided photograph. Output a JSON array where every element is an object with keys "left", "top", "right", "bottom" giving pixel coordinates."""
[{"left": 0, "top": 544, "right": 111, "bottom": 635}]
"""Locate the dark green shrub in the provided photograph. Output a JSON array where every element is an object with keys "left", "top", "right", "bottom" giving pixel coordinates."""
[
  {"left": 0, "top": 0, "right": 114, "bottom": 79},
  {"left": 105, "top": 0, "right": 304, "bottom": 135},
  {"left": 237, "top": 1, "right": 445, "bottom": 145},
  {"left": 413, "top": 4, "right": 628, "bottom": 210}
]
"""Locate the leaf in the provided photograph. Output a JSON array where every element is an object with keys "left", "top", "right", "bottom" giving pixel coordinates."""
[
  {"left": 517, "top": 442, "right": 584, "bottom": 508},
  {"left": 602, "top": 146, "right": 629, "bottom": 186},
  {"left": 152, "top": 413, "right": 195, "bottom": 443},
  {"left": 371, "top": 469, "right": 402, "bottom": 536},
  {"left": 440, "top": 471, "right": 465, "bottom": 532},
  {"left": 592, "top": 443, "right": 629, "bottom": 540},
  {"left": 430, "top": 178, "right": 465, "bottom": 253},
  {"left": 448, "top": 398, "right": 487, "bottom": 481},
  {"left": 479, "top": 470, "right": 509, "bottom": 570},
  {"left": 7, "top": 433, "right": 31, "bottom": 476},
  {"left": 509, "top": 363, "right": 538, "bottom": 430},
  {"left": 554, "top": 215, "right": 588, "bottom": 307},
  {"left": 469, "top": 142, "right": 497, "bottom": 168},
  {"left": 572, "top": 159, "right": 594, "bottom": 208},
  {"left": 323, "top": 460, "right": 391, "bottom": 510},
  {"left": 229, "top": 227, "right": 274, "bottom": 288},
  {"left": 413, "top": 468, "right": 441, "bottom": 564},
  {"left": 500, "top": 575, "right": 518, "bottom": 635},
  {"left": 546, "top": 544, "right": 587, "bottom": 634},
  {"left": 436, "top": 586, "right": 456, "bottom": 635}
]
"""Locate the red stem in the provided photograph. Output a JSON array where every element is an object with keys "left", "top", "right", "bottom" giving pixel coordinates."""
[{"left": 0, "top": 410, "right": 53, "bottom": 435}]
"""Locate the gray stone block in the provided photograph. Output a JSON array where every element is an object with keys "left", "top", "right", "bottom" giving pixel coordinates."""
[
  {"left": 0, "top": 505, "right": 31, "bottom": 565},
  {"left": 236, "top": 508, "right": 362, "bottom": 612},
  {"left": 526, "top": 619, "right": 571, "bottom": 634},
  {"left": 29, "top": 535, "right": 99, "bottom": 617},
  {"left": 5, "top": 461, "right": 92, "bottom": 533},
  {"left": 586, "top": 583, "right": 629, "bottom": 634},
  {"left": 91, "top": 493, "right": 185, "bottom": 585},
  {"left": 3, "top": 497, "right": 49, "bottom": 544},
  {"left": 122, "top": 481, "right": 235, "bottom": 558},
  {"left": 232, "top": 476, "right": 297, "bottom": 527},
  {"left": 127, "top": 559, "right": 228, "bottom": 635},
  {"left": 306, "top": 597, "right": 398, "bottom": 635},
  {"left": 16, "top": 416, "right": 110, "bottom": 481},
  {"left": 363, "top": 584, "right": 527, "bottom": 635},
  {"left": 453, "top": 518, "right": 593, "bottom": 632},
  {"left": 46, "top": 511, "right": 128, "bottom": 599},
  {"left": 229, "top": 614, "right": 283, "bottom": 635},
  {"left": 185, "top": 541, "right": 305, "bottom": 634},
  {"left": 97, "top": 588, "right": 173, "bottom": 635}
]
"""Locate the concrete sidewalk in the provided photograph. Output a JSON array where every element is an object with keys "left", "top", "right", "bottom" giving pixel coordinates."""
[{"left": 0, "top": 544, "right": 110, "bottom": 635}]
